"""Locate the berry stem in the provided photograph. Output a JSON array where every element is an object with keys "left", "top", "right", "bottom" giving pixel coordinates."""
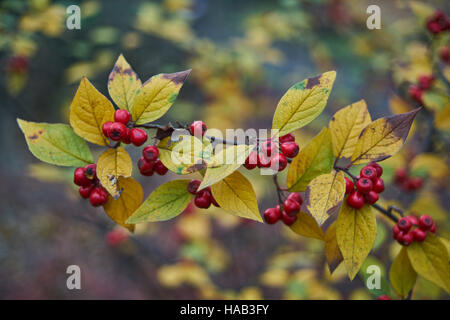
[{"left": 272, "top": 174, "right": 285, "bottom": 205}]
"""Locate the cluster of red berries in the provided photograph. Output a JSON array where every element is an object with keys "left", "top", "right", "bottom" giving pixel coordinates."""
[
  {"left": 244, "top": 133, "right": 299, "bottom": 172},
  {"left": 187, "top": 179, "right": 220, "bottom": 209},
  {"left": 346, "top": 163, "right": 384, "bottom": 209},
  {"left": 394, "top": 167, "right": 423, "bottom": 192},
  {"left": 73, "top": 164, "right": 108, "bottom": 207},
  {"left": 263, "top": 192, "right": 303, "bottom": 226},
  {"left": 426, "top": 10, "right": 450, "bottom": 34},
  {"left": 393, "top": 214, "right": 436, "bottom": 246},
  {"left": 137, "top": 145, "right": 168, "bottom": 176},
  {"left": 409, "top": 74, "right": 435, "bottom": 104},
  {"left": 102, "top": 110, "right": 148, "bottom": 146},
  {"left": 5, "top": 55, "right": 28, "bottom": 74}
]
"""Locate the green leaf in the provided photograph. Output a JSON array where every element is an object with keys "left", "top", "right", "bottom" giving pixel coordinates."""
[
  {"left": 17, "top": 119, "right": 93, "bottom": 167},
  {"left": 126, "top": 180, "right": 194, "bottom": 223},
  {"left": 272, "top": 71, "right": 336, "bottom": 136}
]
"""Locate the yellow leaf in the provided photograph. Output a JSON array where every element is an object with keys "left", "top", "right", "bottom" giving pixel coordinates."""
[
  {"left": 290, "top": 211, "right": 325, "bottom": 240},
  {"left": 287, "top": 128, "right": 333, "bottom": 192},
  {"left": 211, "top": 171, "right": 262, "bottom": 222},
  {"left": 97, "top": 147, "right": 132, "bottom": 197},
  {"left": 406, "top": 235, "right": 450, "bottom": 293},
  {"left": 324, "top": 222, "right": 343, "bottom": 274},
  {"left": 351, "top": 108, "right": 420, "bottom": 164},
  {"left": 132, "top": 70, "right": 191, "bottom": 124},
  {"left": 103, "top": 177, "right": 143, "bottom": 232},
  {"left": 435, "top": 105, "right": 450, "bottom": 131},
  {"left": 69, "top": 77, "right": 115, "bottom": 146},
  {"left": 305, "top": 171, "right": 345, "bottom": 226},
  {"left": 336, "top": 203, "right": 376, "bottom": 280},
  {"left": 329, "top": 100, "right": 371, "bottom": 159},
  {"left": 272, "top": 71, "right": 336, "bottom": 136},
  {"left": 107, "top": 54, "right": 142, "bottom": 111},
  {"left": 126, "top": 180, "right": 194, "bottom": 223},
  {"left": 389, "top": 247, "right": 416, "bottom": 298},
  {"left": 410, "top": 153, "right": 448, "bottom": 179}
]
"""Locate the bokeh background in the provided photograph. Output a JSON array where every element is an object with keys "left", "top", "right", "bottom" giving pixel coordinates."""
[{"left": 0, "top": 0, "right": 449, "bottom": 299}]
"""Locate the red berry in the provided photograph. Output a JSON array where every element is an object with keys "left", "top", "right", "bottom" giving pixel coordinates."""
[
  {"left": 372, "top": 178, "right": 384, "bottom": 193},
  {"left": 89, "top": 187, "right": 108, "bottom": 207},
  {"left": 393, "top": 225, "right": 400, "bottom": 240},
  {"left": 211, "top": 195, "right": 220, "bottom": 207},
  {"left": 84, "top": 164, "right": 97, "bottom": 180},
  {"left": 360, "top": 166, "right": 378, "bottom": 181},
  {"left": 398, "top": 217, "right": 412, "bottom": 232},
  {"left": 79, "top": 185, "right": 94, "bottom": 199},
  {"left": 107, "top": 122, "right": 127, "bottom": 141},
  {"left": 369, "top": 162, "right": 383, "bottom": 177},
  {"left": 154, "top": 159, "right": 168, "bottom": 175},
  {"left": 271, "top": 153, "right": 287, "bottom": 171},
  {"left": 413, "top": 228, "right": 427, "bottom": 242},
  {"left": 284, "top": 198, "right": 300, "bottom": 216},
  {"left": 143, "top": 145, "right": 159, "bottom": 162},
  {"left": 418, "top": 75, "right": 435, "bottom": 90},
  {"left": 406, "top": 215, "right": 419, "bottom": 226},
  {"left": 440, "top": 47, "right": 450, "bottom": 64},
  {"left": 244, "top": 151, "right": 258, "bottom": 170},
  {"left": 130, "top": 128, "right": 148, "bottom": 146},
  {"left": 364, "top": 190, "right": 379, "bottom": 205},
  {"left": 394, "top": 168, "right": 408, "bottom": 184},
  {"left": 281, "top": 210, "right": 297, "bottom": 226},
  {"left": 347, "top": 191, "right": 365, "bottom": 209},
  {"left": 194, "top": 190, "right": 211, "bottom": 209},
  {"left": 114, "top": 109, "right": 131, "bottom": 124},
  {"left": 257, "top": 153, "right": 271, "bottom": 168},
  {"left": 356, "top": 178, "right": 373, "bottom": 194},
  {"left": 138, "top": 156, "right": 154, "bottom": 172},
  {"left": 278, "top": 133, "right": 295, "bottom": 143},
  {"left": 264, "top": 207, "right": 281, "bottom": 224},
  {"left": 418, "top": 215, "right": 433, "bottom": 231},
  {"left": 121, "top": 128, "right": 132, "bottom": 144},
  {"left": 6, "top": 55, "right": 28, "bottom": 73},
  {"left": 287, "top": 193, "right": 302, "bottom": 206},
  {"left": 426, "top": 10, "right": 448, "bottom": 34},
  {"left": 74, "top": 167, "right": 92, "bottom": 187},
  {"left": 190, "top": 121, "right": 207, "bottom": 136},
  {"left": 344, "top": 177, "right": 354, "bottom": 194},
  {"left": 377, "top": 295, "right": 392, "bottom": 300},
  {"left": 430, "top": 223, "right": 436, "bottom": 233},
  {"left": 187, "top": 179, "right": 201, "bottom": 194},
  {"left": 280, "top": 142, "right": 299, "bottom": 158},
  {"left": 102, "top": 121, "right": 113, "bottom": 137},
  {"left": 407, "top": 177, "right": 423, "bottom": 191},
  {"left": 261, "top": 140, "right": 276, "bottom": 157},
  {"left": 400, "top": 232, "right": 414, "bottom": 246},
  {"left": 409, "top": 85, "right": 423, "bottom": 104}
]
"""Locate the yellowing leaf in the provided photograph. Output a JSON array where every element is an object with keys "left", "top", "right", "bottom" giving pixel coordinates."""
[
  {"left": 211, "top": 171, "right": 262, "bottom": 222},
  {"left": 351, "top": 108, "right": 420, "bottom": 164},
  {"left": 97, "top": 147, "right": 132, "bottom": 197},
  {"left": 390, "top": 247, "right": 416, "bottom": 298},
  {"left": 324, "top": 222, "right": 343, "bottom": 274},
  {"left": 103, "top": 177, "right": 143, "bottom": 232},
  {"left": 329, "top": 100, "right": 371, "bottom": 159},
  {"left": 305, "top": 171, "right": 345, "bottom": 226},
  {"left": 290, "top": 211, "right": 325, "bottom": 240},
  {"left": 132, "top": 70, "right": 191, "bottom": 125},
  {"left": 410, "top": 154, "right": 448, "bottom": 179},
  {"left": 126, "top": 180, "right": 194, "bottom": 223},
  {"left": 272, "top": 71, "right": 336, "bottom": 136},
  {"left": 199, "top": 144, "right": 251, "bottom": 190},
  {"left": 435, "top": 105, "right": 450, "bottom": 131},
  {"left": 107, "top": 54, "right": 141, "bottom": 111},
  {"left": 69, "top": 77, "right": 115, "bottom": 146},
  {"left": 406, "top": 235, "right": 450, "bottom": 293},
  {"left": 287, "top": 128, "right": 333, "bottom": 192},
  {"left": 17, "top": 119, "right": 93, "bottom": 167},
  {"left": 336, "top": 203, "right": 376, "bottom": 280}
]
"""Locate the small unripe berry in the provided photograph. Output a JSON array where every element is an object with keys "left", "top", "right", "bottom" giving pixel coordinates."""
[
  {"left": 261, "top": 140, "right": 276, "bottom": 157},
  {"left": 154, "top": 159, "right": 168, "bottom": 175},
  {"left": 187, "top": 180, "right": 201, "bottom": 194},
  {"left": 287, "top": 193, "right": 302, "bottom": 206},
  {"left": 143, "top": 145, "right": 159, "bottom": 162},
  {"left": 102, "top": 121, "right": 113, "bottom": 137},
  {"left": 244, "top": 151, "right": 258, "bottom": 170},
  {"left": 364, "top": 190, "right": 379, "bottom": 205},
  {"left": 284, "top": 198, "right": 300, "bottom": 216},
  {"left": 356, "top": 178, "right": 373, "bottom": 194},
  {"left": 280, "top": 141, "right": 299, "bottom": 158},
  {"left": 344, "top": 177, "right": 354, "bottom": 194},
  {"left": 281, "top": 210, "right": 297, "bottom": 226},
  {"left": 114, "top": 109, "right": 131, "bottom": 124},
  {"left": 372, "top": 178, "right": 385, "bottom": 193},
  {"left": 74, "top": 167, "right": 92, "bottom": 187},
  {"left": 418, "top": 215, "right": 433, "bottom": 231},
  {"left": 413, "top": 228, "right": 427, "bottom": 242},
  {"left": 278, "top": 133, "right": 295, "bottom": 143},
  {"left": 271, "top": 153, "right": 287, "bottom": 171},
  {"left": 190, "top": 121, "right": 207, "bottom": 136},
  {"left": 79, "top": 185, "right": 94, "bottom": 199},
  {"left": 360, "top": 166, "right": 378, "bottom": 181},
  {"left": 369, "top": 162, "right": 383, "bottom": 177},
  {"left": 89, "top": 187, "right": 108, "bottom": 207},
  {"left": 264, "top": 207, "right": 281, "bottom": 224},
  {"left": 130, "top": 128, "right": 148, "bottom": 146},
  {"left": 398, "top": 217, "right": 412, "bottom": 232},
  {"left": 347, "top": 191, "right": 365, "bottom": 209},
  {"left": 84, "top": 164, "right": 97, "bottom": 180},
  {"left": 108, "top": 122, "right": 128, "bottom": 141}
]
